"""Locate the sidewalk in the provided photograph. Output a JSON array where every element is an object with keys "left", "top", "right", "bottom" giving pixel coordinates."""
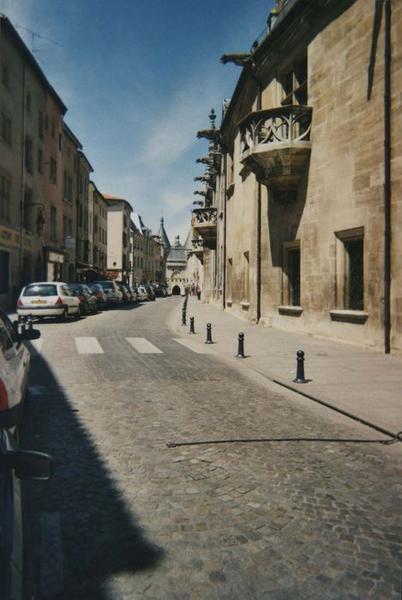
[{"left": 169, "top": 296, "right": 402, "bottom": 437}]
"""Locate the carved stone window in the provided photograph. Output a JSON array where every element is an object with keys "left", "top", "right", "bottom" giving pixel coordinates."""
[
  {"left": 281, "top": 55, "right": 308, "bottom": 106},
  {"left": 335, "top": 227, "right": 364, "bottom": 311}
]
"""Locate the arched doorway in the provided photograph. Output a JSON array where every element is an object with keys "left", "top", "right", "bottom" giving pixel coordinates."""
[{"left": 172, "top": 285, "right": 181, "bottom": 295}]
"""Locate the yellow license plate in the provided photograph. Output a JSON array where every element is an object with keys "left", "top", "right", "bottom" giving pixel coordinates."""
[{"left": 31, "top": 299, "right": 47, "bottom": 304}]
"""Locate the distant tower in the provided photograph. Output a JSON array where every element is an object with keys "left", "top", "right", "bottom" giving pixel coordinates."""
[
  {"left": 158, "top": 217, "right": 171, "bottom": 257},
  {"left": 158, "top": 217, "right": 171, "bottom": 284}
]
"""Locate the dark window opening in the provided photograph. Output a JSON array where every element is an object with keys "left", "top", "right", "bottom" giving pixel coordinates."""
[
  {"left": 345, "top": 238, "right": 364, "bottom": 310},
  {"left": 23, "top": 188, "right": 33, "bottom": 232},
  {"left": 288, "top": 247, "right": 300, "bottom": 306},
  {"left": 0, "top": 251, "right": 10, "bottom": 294}
]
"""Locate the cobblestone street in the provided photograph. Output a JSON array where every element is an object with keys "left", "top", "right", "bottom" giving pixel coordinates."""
[{"left": 21, "top": 298, "right": 401, "bottom": 600}]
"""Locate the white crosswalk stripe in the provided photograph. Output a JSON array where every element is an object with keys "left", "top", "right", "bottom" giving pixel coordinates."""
[
  {"left": 75, "top": 337, "right": 104, "bottom": 354},
  {"left": 37, "top": 336, "right": 210, "bottom": 356},
  {"left": 172, "top": 338, "right": 215, "bottom": 354},
  {"left": 126, "top": 337, "right": 163, "bottom": 354}
]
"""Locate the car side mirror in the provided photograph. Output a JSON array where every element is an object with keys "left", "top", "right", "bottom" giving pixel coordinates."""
[
  {"left": 7, "top": 449, "right": 53, "bottom": 481},
  {"left": 24, "top": 328, "right": 41, "bottom": 340}
]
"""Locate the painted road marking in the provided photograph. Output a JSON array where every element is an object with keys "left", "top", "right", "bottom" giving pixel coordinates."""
[
  {"left": 172, "top": 338, "right": 215, "bottom": 354},
  {"left": 126, "top": 337, "right": 163, "bottom": 354},
  {"left": 75, "top": 337, "right": 104, "bottom": 354},
  {"left": 40, "top": 512, "right": 64, "bottom": 597}
]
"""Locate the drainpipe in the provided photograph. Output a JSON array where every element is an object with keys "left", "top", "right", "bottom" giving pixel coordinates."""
[
  {"left": 222, "top": 150, "right": 227, "bottom": 309},
  {"left": 383, "top": 0, "right": 391, "bottom": 353},
  {"left": 252, "top": 67, "right": 263, "bottom": 323},
  {"left": 19, "top": 64, "right": 27, "bottom": 291}
]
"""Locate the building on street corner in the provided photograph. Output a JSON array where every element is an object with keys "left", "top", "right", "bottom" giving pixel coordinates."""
[
  {"left": 104, "top": 193, "right": 132, "bottom": 282},
  {"left": 193, "top": 0, "right": 402, "bottom": 353},
  {"left": 0, "top": 14, "right": 67, "bottom": 306}
]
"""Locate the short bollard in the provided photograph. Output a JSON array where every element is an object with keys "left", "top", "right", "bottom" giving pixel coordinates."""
[
  {"left": 235, "top": 332, "right": 245, "bottom": 358},
  {"left": 26, "top": 314, "right": 33, "bottom": 333},
  {"left": 293, "top": 350, "right": 308, "bottom": 383},
  {"left": 181, "top": 309, "right": 187, "bottom": 326},
  {"left": 205, "top": 322, "right": 213, "bottom": 344},
  {"left": 17, "top": 316, "right": 25, "bottom": 336},
  {"left": 189, "top": 316, "right": 195, "bottom": 334}
]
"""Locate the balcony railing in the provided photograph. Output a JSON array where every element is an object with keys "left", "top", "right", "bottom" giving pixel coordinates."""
[
  {"left": 191, "top": 238, "right": 204, "bottom": 259},
  {"left": 239, "top": 105, "right": 312, "bottom": 190},
  {"left": 191, "top": 207, "right": 217, "bottom": 247}
]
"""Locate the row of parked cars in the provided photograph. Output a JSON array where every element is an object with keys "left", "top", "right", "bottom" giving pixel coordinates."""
[
  {"left": 1, "top": 278, "right": 169, "bottom": 597},
  {"left": 16, "top": 280, "right": 168, "bottom": 320}
]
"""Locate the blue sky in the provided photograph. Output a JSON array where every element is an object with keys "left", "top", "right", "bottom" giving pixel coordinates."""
[{"left": 1, "top": 0, "right": 274, "bottom": 242}]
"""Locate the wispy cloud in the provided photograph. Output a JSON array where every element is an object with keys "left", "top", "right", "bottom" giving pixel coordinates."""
[{"left": 141, "top": 69, "right": 223, "bottom": 167}]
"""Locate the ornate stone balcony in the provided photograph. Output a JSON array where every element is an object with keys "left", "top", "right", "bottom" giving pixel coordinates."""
[
  {"left": 239, "top": 105, "right": 312, "bottom": 191},
  {"left": 191, "top": 207, "right": 217, "bottom": 248},
  {"left": 191, "top": 238, "right": 204, "bottom": 261}
]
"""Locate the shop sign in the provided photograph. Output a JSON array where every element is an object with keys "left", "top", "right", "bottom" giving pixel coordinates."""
[
  {"left": 48, "top": 251, "right": 64, "bottom": 264},
  {"left": 0, "top": 225, "right": 32, "bottom": 249}
]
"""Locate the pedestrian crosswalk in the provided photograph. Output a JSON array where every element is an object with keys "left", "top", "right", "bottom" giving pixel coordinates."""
[
  {"left": 29, "top": 336, "right": 216, "bottom": 356},
  {"left": 75, "top": 337, "right": 104, "bottom": 354},
  {"left": 126, "top": 337, "right": 163, "bottom": 354}
]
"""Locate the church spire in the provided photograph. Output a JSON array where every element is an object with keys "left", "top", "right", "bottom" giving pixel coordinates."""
[{"left": 158, "top": 216, "right": 171, "bottom": 251}]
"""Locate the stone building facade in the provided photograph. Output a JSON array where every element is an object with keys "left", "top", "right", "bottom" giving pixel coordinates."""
[
  {"left": 0, "top": 14, "right": 67, "bottom": 306},
  {"left": 130, "top": 213, "right": 162, "bottom": 285},
  {"left": 62, "top": 123, "right": 81, "bottom": 282},
  {"left": 104, "top": 194, "right": 132, "bottom": 282},
  {"left": 76, "top": 152, "right": 93, "bottom": 280},
  {"left": 89, "top": 181, "right": 108, "bottom": 279},
  {"left": 194, "top": 0, "right": 402, "bottom": 353}
]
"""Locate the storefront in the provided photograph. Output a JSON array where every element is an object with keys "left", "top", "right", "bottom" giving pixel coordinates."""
[{"left": 46, "top": 250, "right": 64, "bottom": 282}]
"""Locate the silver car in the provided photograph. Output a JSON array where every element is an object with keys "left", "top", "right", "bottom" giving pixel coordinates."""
[{"left": 0, "top": 309, "right": 52, "bottom": 600}]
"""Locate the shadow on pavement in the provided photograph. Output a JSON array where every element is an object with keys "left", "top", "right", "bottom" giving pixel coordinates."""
[{"left": 21, "top": 349, "right": 164, "bottom": 599}]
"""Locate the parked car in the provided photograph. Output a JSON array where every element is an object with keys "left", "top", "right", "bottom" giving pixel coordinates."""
[
  {"left": 123, "top": 284, "right": 134, "bottom": 303},
  {"left": 17, "top": 282, "right": 80, "bottom": 321},
  {"left": 93, "top": 280, "right": 123, "bottom": 306},
  {"left": 129, "top": 286, "right": 138, "bottom": 302},
  {"left": 69, "top": 283, "right": 97, "bottom": 315},
  {"left": 88, "top": 283, "right": 107, "bottom": 310},
  {"left": 136, "top": 285, "right": 149, "bottom": 302},
  {"left": 154, "top": 284, "right": 167, "bottom": 298},
  {"left": 0, "top": 309, "right": 52, "bottom": 600},
  {"left": 116, "top": 282, "right": 130, "bottom": 304},
  {"left": 144, "top": 284, "right": 156, "bottom": 301}
]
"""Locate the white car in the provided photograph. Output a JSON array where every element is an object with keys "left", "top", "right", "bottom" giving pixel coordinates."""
[
  {"left": 0, "top": 309, "right": 52, "bottom": 600},
  {"left": 137, "top": 285, "right": 149, "bottom": 301},
  {"left": 17, "top": 281, "right": 80, "bottom": 320}
]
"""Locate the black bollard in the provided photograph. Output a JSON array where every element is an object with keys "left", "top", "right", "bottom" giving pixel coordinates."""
[
  {"left": 189, "top": 316, "right": 195, "bottom": 334},
  {"left": 181, "top": 308, "right": 187, "bottom": 326},
  {"left": 205, "top": 322, "right": 213, "bottom": 344},
  {"left": 235, "top": 332, "right": 245, "bottom": 358},
  {"left": 26, "top": 314, "right": 33, "bottom": 333},
  {"left": 17, "top": 316, "right": 25, "bottom": 337},
  {"left": 293, "top": 350, "right": 308, "bottom": 383}
]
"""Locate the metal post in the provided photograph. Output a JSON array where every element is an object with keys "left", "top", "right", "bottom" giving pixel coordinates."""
[
  {"left": 205, "top": 322, "right": 213, "bottom": 344},
  {"left": 235, "top": 332, "right": 245, "bottom": 358},
  {"left": 293, "top": 350, "right": 308, "bottom": 383},
  {"left": 181, "top": 308, "right": 187, "bottom": 326},
  {"left": 189, "top": 316, "right": 195, "bottom": 334},
  {"left": 26, "top": 314, "right": 33, "bottom": 333}
]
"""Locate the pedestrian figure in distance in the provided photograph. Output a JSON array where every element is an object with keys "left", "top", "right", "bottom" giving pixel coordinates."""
[{"left": 196, "top": 285, "right": 201, "bottom": 300}]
